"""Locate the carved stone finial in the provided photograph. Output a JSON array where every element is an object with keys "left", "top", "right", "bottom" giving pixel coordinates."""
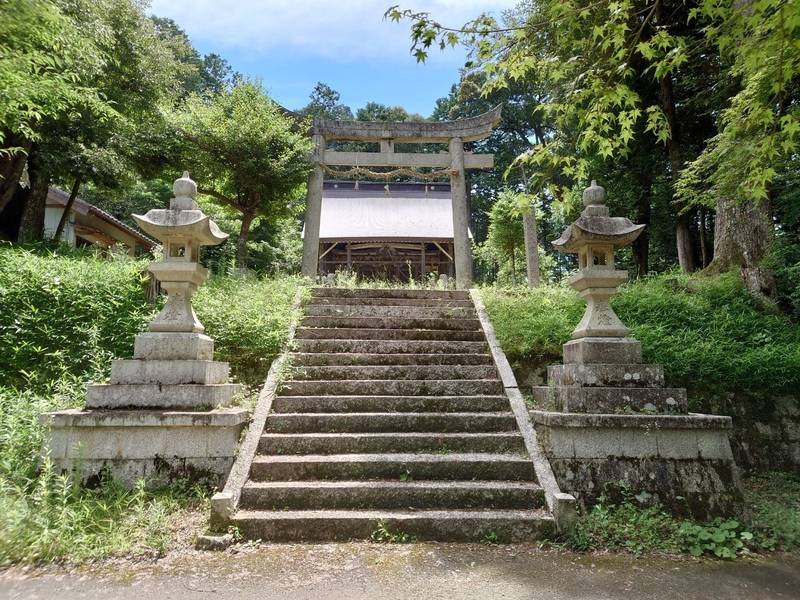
[
  {"left": 171, "top": 171, "right": 198, "bottom": 210},
  {"left": 582, "top": 179, "right": 606, "bottom": 208},
  {"left": 173, "top": 171, "right": 197, "bottom": 199}
]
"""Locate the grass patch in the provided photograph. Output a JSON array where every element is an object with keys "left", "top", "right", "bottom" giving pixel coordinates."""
[
  {"left": 565, "top": 473, "right": 800, "bottom": 557},
  {"left": 0, "top": 383, "right": 208, "bottom": 565},
  {"left": 744, "top": 471, "right": 800, "bottom": 551},
  {"left": 370, "top": 519, "right": 417, "bottom": 543}
]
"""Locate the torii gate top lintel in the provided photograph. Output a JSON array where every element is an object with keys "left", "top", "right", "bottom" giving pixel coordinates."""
[{"left": 312, "top": 105, "right": 502, "bottom": 143}]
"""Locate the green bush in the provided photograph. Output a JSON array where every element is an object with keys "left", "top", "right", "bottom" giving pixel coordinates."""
[
  {"left": 195, "top": 275, "right": 303, "bottom": 385},
  {"left": 0, "top": 247, "right": 304, "bottom": 563},
  {"left": 481, "top": 271, "right": 800, "bottom": 398},
  {"left": 0, "top": 245, "right": 304, "bottom": 389},
  {"left": 0, "top": 245, "right": 154, "bottom": 392}
]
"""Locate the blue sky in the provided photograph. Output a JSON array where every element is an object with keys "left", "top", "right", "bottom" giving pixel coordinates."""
[{"left": 149, "top": 0, "right": 517, "bottom": 117}]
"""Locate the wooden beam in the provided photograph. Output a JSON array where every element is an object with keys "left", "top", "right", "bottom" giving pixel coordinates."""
[
  {"left": 318, "top": 242, "right": 338, "bottom": 260},
  {"left": 433, "top": 241, "right": 453, "bottom": 261},
  {"left": 323, "top": 150, "right": 494, "bottom": 170}
]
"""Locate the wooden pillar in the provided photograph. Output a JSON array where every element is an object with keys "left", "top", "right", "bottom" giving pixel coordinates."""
[
  {"left": 301, "top": 133, "right": 325, "bottom": 277},
  {"left": 346, "top": 243, "right": 352, "bottom": 270},
  {"left": 420, "top": 243, "right": 426, "bottom": 279},
  {"left": 449, "top": 137, "right": 473, "bottom": 288}
]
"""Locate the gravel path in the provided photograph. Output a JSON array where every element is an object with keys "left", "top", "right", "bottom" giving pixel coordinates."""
[{"left": 1, "top": 544, "right": 798, "bottom": 600}]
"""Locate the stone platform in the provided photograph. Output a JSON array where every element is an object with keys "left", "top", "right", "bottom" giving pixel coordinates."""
[
  {"left": 42, "top": 407, "right": 248, "bottom": 487},
  {"left": 42, "top": 330, "right": 248, "bottom": 487},
  {"left": 530, "top": 411, "right": 742, "bottom": 517},
  {"left": 528, "top": 336, "right": 742, "bottom": 518}
]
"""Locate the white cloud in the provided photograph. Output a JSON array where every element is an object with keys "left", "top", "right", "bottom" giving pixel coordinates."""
[{"left": 149, "top": 0, "right": 518, "bottom": 63}]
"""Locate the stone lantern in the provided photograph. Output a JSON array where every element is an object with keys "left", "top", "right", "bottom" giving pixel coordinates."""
[
  {"left": 42, "top": 172, "right": 247, "bottom": 487},
  {"left": 553, "top": 180, "right": 645, "bottom": 362},
  {"left": 527, "top": 180, "right": 742, "bottom": 518},
  {"left": 133, "top": 171, "right": 227, "bottom": 335}
]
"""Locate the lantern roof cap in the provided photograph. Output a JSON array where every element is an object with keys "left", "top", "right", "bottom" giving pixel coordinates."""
[
  {"left": 132, "top": 172, "right": 228, "bottom": 246},
  {"left": 553, "top": 179, "right": 644, "bottom": 253}
]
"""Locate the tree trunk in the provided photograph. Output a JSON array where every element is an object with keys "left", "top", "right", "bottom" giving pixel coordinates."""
[
  {"left": 675, "top": 212, "right": 695, "bottom": 272},
  {"left": 0, "top": 133, "right": 32, "bottom": 215},
  {"left": 523, "top": 205, "right": 540, "bottom": 287},
  {"left": 631, "top": 173, "right": 653, "bottom": 278},
  {"left": 237, "top": 210, "right": 255, "bottom": 270},
  {"left": 699, "top": 206, "right": 709, "bottom": 268},
  {"left": 656, "top": 0, "right": 694, "bottom": 272},
  {"left": 18, "top": 152, "right": 49, "bottom": 242},
  {"left": 707, "top": 197, "right": 775, "bottom": 299},
  {"left": 53, "top": 175, "right": 82, "bottom": 243}
]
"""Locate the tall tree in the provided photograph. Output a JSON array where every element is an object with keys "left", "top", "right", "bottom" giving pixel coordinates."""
[
  {"left": 389, "top": 0, "right": 800, "bottom": 290},
  {"left": 0, "top": 0, "right": 108, "bottom": 217},
  {"left": 1, "top": 0, "right": 187, "bottom": 243},
  {"left": 169, "top": 81, "right": 313, "bottom": 268}
]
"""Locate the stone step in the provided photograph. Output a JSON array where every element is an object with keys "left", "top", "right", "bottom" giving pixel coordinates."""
[
  {"left": 305, "top": 305, "right": 476, "bottom": 319},
  {"left": 109, "top": 359, "right": 229, "bottom": 385},
  {"left": 249, "top": 453, "right": 535, "bottom": 481},
  {"left": 86, "top": 382, "right": 241, "bottom": 409},
  {"left": 294, "top": 339, "right": 489, "bottom": 354},
  {"left": 295, "top": 328, "right": 486, "bottom": 341},
  {"left": 311, "top": 288, "right": 469, "bottom": 300},
  {"left": 272, "top": 395, "right": 509, "bottom": 413},
  {"left": 280, "top": 379, "right": 504, "bottom": 396},
  {"left": 531, "top": 386, "right": 688, "bottom": 414},
  {"left": 258, "top": 432, "right": 526, "bottom": 454},
  {"left": 239, "top": 480, "right": 545, "bottom": 510},
  {"left": 290, "top": 365, "right": 498, "bottom": 381},
  {"left": 288, "top": 352, "right": 493, "bottom": 367},
  {"left": 309, "top": 297, "right": 474, "bottom": 308},
  {"left": 301, "top": 316, "right": 482, "bottom": 332},
  {"left": 265, "top": 412, "right": 517, "bottom": 433},
  {"left": 231, "top": 508, "right": 554, "bottom": 542}
]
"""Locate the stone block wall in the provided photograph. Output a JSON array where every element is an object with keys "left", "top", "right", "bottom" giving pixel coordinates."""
[
  {"left": 708, "top": 393, "right": 800, "bottom": 472},
  {"left": 516, "top": 361, "right": 800, "bottom": 473}
]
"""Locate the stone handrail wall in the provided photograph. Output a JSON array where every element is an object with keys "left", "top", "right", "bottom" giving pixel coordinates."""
[
  {"left": 470, "top": 289, "right": 577, "bottom": 529},
  {"left": 210, "top": 288, "right": 305, "bottom": 526}
]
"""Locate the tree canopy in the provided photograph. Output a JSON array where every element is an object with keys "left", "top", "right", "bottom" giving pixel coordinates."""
[{"left": 168, "top": 82, "right": 313, "bottom": 268}]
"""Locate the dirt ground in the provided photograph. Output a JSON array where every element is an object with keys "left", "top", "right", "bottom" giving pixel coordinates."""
[{"left": 1, "top": 543, "right": 799, "bottom": 600}]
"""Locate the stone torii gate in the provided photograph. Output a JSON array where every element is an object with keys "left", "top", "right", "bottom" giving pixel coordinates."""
[{"left": 301, "top": 106, "right": 501, "bottom": 288}]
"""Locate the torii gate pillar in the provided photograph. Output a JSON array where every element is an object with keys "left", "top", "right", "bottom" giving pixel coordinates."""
[
  {"left": 449, "top": 137, "right": 472, "bottom": 288},
  {"left": 301, "top": 134, "right": 325, "bottom": 277}
]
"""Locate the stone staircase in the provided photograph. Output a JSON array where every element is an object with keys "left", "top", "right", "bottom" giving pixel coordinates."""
[{"left": 228, "top": 288, "right": 554, "bottom": 542}]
